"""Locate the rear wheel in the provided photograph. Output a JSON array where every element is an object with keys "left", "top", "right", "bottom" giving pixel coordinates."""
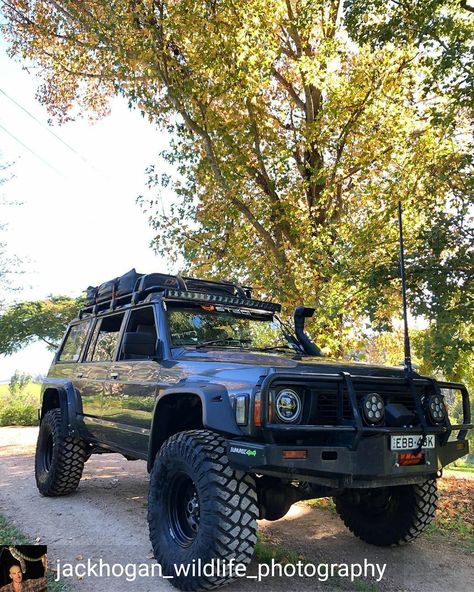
[
  {"left": 35, "top": 408, "right": 86, "bottom": 496},
  {"left": 148, "top": 430, "right": 258, "bottom": 590},
  {"left": 335, "top": 479, "right": 438, "bottom": 546}
]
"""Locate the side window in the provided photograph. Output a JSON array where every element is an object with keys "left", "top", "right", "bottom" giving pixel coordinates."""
[
  {"left": 119, "top": 306, "right": 157, "bottom": 360},
  {"left": 86, "top": 313, "right": 125, "bottom": 362},
  {"left": 58, "top": 321, "right": 92, "bottom": 362}
]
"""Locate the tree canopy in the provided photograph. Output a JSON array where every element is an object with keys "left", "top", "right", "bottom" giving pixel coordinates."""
[
  {"left": 0, "top": 296, "right": 82, "bottom": 354},
  {"left": 1, "top": 1, "right": 472, "bottom": 380}
]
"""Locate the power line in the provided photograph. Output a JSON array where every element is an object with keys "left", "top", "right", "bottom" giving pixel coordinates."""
[
  {"left": 0, "top": 86, "right": 99, "bottom": 173},
  {"left": 0, "top": 121, "right": 64, "bottom": 176}
]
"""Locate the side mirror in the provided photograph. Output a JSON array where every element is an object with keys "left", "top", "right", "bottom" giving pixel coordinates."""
[{"left": 122, "top": 332, "right": 157, "bottom": 359}]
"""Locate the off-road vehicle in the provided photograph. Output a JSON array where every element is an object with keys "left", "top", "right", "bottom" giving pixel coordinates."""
[{"left": 35, "top": 268, "right": 472, "bottom": 590}]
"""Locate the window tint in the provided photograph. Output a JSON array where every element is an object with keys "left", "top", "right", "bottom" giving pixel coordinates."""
[
  {"left": 86, "top": 313, "right": 125, "bottom": 362},
  {"left": 59, "top": 321, "right": 91, "bottom": 362}
]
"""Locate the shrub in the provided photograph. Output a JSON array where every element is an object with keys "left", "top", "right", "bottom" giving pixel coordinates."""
[{"left": 0, "top": 372, "right": 39, "bottom": 426}]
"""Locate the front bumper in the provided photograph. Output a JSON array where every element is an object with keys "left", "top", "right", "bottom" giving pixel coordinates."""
[
  {"left": 227, "top": 435, "right": 469, "bottom": 488},
  {"left": 228, "top": 370, "right": 471, "bottom": 487}
]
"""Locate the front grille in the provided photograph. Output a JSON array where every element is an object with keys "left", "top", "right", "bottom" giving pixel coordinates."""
[
  {"left": 310, "top": 382, "right": 426, "bottom": 426},
  {"left": 314, "top": 389, "right": 352, "bottom": 425}
]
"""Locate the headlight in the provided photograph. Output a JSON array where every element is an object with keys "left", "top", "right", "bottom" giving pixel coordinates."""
[
  {"left": 425, "top": 394, "right": 446, "bottom": 424},
  {"left": 361, "top": 393, "right": 385, "bottom": 425},
  {"left": 275, "top": 389, "right": 301, "bottom": 423}
]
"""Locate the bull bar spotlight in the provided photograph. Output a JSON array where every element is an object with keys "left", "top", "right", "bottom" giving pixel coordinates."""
[
  {"left": 361, "top": 393, "right": 385, "bottom": 425},
  {"left": 426, "top": 394, "right": 446, "bottom": 424}
]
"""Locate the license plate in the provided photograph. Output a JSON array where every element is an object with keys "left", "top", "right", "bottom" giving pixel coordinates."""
[{"left": 390, "top": 434, "right": 435, "bottom": 451}]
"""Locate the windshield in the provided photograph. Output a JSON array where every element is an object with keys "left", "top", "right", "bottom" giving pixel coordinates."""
[{"left": 167, "top": 302, "right": 298, "bottom": 351}]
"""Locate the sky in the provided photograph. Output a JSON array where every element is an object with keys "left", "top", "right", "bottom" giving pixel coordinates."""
[{"left": 0, "top": 37, "right": 177, "bottom": 380}]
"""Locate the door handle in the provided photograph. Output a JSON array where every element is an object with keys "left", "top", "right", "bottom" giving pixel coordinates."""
[{"left": 110, "top": 372, "right": 119, "bottom": 379}]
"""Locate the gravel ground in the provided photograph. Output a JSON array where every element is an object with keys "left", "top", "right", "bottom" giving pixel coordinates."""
[{"left": 0, "top": 427, "right": 472, "bottom": 592}]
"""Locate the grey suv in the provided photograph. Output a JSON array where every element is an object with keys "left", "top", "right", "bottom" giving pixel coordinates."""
[{"left": 35, "top": 269, "right": 472, "bottom": 590}]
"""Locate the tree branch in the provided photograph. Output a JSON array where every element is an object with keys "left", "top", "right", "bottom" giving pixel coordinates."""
[
  {"left": 271, "top": 66, "right": 305, "bottom": 111},
  {"left": 169, "top": 99, "right": 286, "bottom": 265},
  {"left": 40, "top": 336, "right": 58, "bottom": 349},
  {"left": 330, "top": 88, "right": 373, "bottom": 186}
]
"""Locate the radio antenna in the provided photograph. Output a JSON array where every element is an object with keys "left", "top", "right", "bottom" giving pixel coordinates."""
[{"left": 397, "top": 201, "right": 413, "bottom": 379}]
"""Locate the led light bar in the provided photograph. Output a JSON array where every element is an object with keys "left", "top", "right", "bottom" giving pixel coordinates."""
[{"left": 164, "top": 289, "right": 281, "bottom": 312}]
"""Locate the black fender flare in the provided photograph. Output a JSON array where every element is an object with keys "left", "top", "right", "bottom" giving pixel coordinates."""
[
  {"left": 39, "top": 378, "right": 82, "bottom": 437},
  {"left": 147, "top": 383, "right": 242, "bottom": 471}
]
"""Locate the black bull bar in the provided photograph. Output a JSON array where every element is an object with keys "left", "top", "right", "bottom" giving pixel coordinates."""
[{"left": 258, "top": 371, "right": 472, "bottom": 451}]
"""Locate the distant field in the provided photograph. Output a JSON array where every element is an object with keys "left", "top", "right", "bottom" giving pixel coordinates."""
[{"left": 0, "top": 382, "right": 42, "bottom": 398}]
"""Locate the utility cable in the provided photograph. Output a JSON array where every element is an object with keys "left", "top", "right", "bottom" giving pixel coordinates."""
[
  {"left": 0, "top": 86, "right": 95, "bottom": 169},
  {"left": 0, "top": 121, "right": 64, "bottom": 176}
]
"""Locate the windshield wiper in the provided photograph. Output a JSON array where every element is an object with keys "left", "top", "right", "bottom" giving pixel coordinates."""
[
  {"left": 252, "top": 345, "right": 296, "bottom": 352},
  {"left": 195, "top": 338, "right": 251, "bottom": 349}
]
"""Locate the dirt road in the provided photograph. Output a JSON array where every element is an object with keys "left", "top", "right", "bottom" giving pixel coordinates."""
[{"left": 0, "top": 427, "right": 472, "bottom": 592}]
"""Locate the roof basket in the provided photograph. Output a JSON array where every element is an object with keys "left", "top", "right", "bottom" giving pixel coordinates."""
[{"left": 79, "top": 269, "right": 258, "bottom": 317}]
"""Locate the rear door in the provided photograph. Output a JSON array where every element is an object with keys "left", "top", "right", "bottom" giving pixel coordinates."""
[
  {"left": 79, "top": 311, "right": 126, "bottom": 441},
  {"left": 101, "top": 305, "right": 160, "bottom": 457}
]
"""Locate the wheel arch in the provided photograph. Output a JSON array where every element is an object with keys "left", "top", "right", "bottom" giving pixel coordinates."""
[
  {"left": 39, "top": 379, "right": 82, "bottom": 437},
  {"left": 147, "top": 384, "right": 242, "bottom": 472}
]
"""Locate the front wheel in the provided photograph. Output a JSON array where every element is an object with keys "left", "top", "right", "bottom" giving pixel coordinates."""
[
  {"left": 148, "top": 430, "right": 258, "bottom": 591},
  {"left": 334, "top": 478, "right": 438, "bottom": 546}
]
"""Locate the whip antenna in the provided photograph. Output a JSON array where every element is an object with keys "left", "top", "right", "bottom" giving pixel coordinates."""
[{"left": 397, "top": 201, "right": 413, "bottom": 379}]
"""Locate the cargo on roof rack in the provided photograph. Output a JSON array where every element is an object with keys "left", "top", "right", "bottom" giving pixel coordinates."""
[{"left": 79, "top": 269, "right": 267, "bottom": 317}]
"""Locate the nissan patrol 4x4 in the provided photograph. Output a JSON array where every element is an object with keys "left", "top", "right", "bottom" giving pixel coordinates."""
[{"left": 34, "top": 269, "right": 472, "bottom": 590}]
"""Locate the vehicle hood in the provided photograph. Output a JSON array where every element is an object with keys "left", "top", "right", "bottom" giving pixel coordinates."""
[{"left": 173, "top": 349, "right": 408, "bottom": 378}]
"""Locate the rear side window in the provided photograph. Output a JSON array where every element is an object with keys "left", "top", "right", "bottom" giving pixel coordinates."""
[
  {"left": 86, "top": 313, "right": 125, "bottom": 362},
  {"left": 118, "top": 306, "right": 157, "bottom": 361},
  {"left": 58, "top": 321, "right": 91, "bottom": 362}
]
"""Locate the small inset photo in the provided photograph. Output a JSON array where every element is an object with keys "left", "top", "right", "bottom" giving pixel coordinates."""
[{"left": 0, "top": 546, "right": 47, "bottom": 591}]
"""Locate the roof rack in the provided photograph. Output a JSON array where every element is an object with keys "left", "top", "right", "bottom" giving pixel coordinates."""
[
  {"left": 164, "top": 289, "right": 281, "bottom": 313},
  {"left": 79, "top": 269, "right": 280, "bottom": 318}
]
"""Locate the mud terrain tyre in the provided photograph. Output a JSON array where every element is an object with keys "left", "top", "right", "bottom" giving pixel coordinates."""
[
  {"left": 148, "top": 430, "right": 258, "bottom": 591},
  {"left": 35, "top": 408, "right": 86, "bottom": 496},
  {"left": 335, "top": 478, "right": 438, "bottom": 546}
]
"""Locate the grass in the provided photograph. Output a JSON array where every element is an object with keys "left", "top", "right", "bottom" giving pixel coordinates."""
[
  {"left": 46, "top": 575, "right": 72, "bottom": 592},
  {"left": 304, "top": 496, "right": 337, "bottom": 513},
  {"left": 254, "top": 532, "right": 304, "bottom": 564},
  {"left": 0, "top": 513, "right": 73, "bottom": 592},
  {"left": 0, "top": 514, "right": 29, "bottom": 545},
  {"left": 446, "top": 465, "right": 474, "bottom": 475}
]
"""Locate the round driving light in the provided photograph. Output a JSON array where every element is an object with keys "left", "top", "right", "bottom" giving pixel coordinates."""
[
  {"left": 426, "top": 394, "right": 446, "bottom": 424},
  {"left": 275, "top": 389, "right": 301, "bottom": 423},
  {"left": 361, "top": 393, "right": 385, "bottom": 425}
]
